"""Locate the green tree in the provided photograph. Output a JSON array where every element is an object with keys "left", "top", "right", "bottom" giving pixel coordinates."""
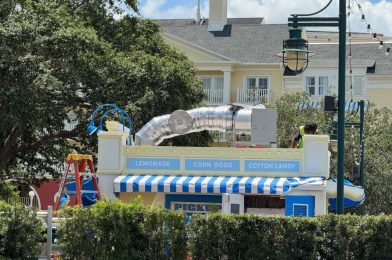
[
  {"left": 275, "top": 93, "right": 392, "bottom": 214},
  {"left": 274, "top": 92, "right": 330, "bottom": 148},
  {"left": 0, "top": 0, "right": 205, "bottom": 182}
]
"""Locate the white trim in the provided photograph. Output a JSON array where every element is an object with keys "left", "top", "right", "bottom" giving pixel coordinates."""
[
  {"left": 303, "top": 75, "right": 335, "bottom": 97},
  {"left": 243, "top": 75, "right": 271, "bottom": 91},
  {"left": 223, "top": 71, "right": 231, "bottom": 103},
  {"left": 199, "top": 75, "right": 224, "bottom": 90},
  {"left": 199, "top": 75, "right": 225, "bottom": 104},
  {"left": 233, "top": 67, "right": 281, "bottom": 72},
  {"left": 293, "top": 203, "right": 309, "bottom": 217},
  {"left": 347, "top": 75, "right": 367, "bottom": 99}
]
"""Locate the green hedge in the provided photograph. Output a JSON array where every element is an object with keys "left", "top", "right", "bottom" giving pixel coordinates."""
[
  {"left": 57, "top": 200, "right": 187, "bottom": 259},
  {"left": 188, "top": 213, "right": 392, "bottom": 260},
  {"left": 57, "top": 201, "right": 392, "bottom": 259},
  {"left": 0, "top": 201, "right": 44, "bottom": 259}
]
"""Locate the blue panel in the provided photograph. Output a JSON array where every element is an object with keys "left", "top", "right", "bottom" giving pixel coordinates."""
[
  {"left": 245, "top": 160, "right": 300, "bottom": 173},
  {"left": 293, "top": 205, "right": 308, "bottom": 216},
  {"left": 127, "top": 158, "right": 180, "bottom": 170},
  {"left": 329, "top": 198, "right": 362, "bottom": 210},
  {"left": 285, "top": 195, "right": 315, "bottom": 217},
  {"left": 185, "top": 159, "right": 240, "bottom": 171}
]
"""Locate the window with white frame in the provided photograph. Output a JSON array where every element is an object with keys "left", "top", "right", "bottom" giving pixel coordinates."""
[
  {"left": 202, "top": 78, "right": 212, "bottom": 90},
  {"left": 345, "top": 75, "right": 365, "bottom": 97},
  {"left": 201, "top": 77, "right": 224, "bottom": 91},
  {"left": 245, "top": 76, "right": 268, "bottom": 90},
  {"left": 305, "top": 76, "right": 330, "bottom": 96}
]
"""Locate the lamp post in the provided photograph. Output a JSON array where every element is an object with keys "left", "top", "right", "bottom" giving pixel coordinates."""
[{"left": 282, "top": 0, "right": 346, "bottom": 214}]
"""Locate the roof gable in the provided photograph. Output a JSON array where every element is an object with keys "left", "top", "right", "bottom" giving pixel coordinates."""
[{"left": 163, "top": 33, "right": 231, "bottom": 62}]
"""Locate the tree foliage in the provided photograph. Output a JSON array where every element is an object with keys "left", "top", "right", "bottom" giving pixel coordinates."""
[
  {"left": 0, "top": 201, "right": 44, "bottom": 259},
  {"left": 275, "top": 93, "right": 392, "bottom": 214},
  {"left": 0, "top": 0, "right": 205, "bottom": 182},
  {"left": 274, "top": 92, "right": 330, "bottom": 148}
]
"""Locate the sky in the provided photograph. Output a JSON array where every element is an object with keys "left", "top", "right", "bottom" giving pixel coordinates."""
[{"left": 137, "top": 0, "right": 392, "bottom": 36}]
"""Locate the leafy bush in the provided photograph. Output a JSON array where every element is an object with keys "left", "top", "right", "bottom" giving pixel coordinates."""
[
  {"left": 0, "top": 201, "right": 44, "bottom": 259},
  {"left": 57, "top": 200, "right": 187, "bottom": 259},
  {"left": 188, "top": 213, "right": 392, "bottom": 260}
]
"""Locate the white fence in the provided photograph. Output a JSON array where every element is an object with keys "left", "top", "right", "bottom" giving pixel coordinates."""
[
  {"left": 236, "top": 88, "right": 271, "bottom": 104},
  {"left": 19, "top": 196, "right": 40, "bottom": 209},
  {"left": 204, "top": 89, "right": 224, "bottom": 104}
]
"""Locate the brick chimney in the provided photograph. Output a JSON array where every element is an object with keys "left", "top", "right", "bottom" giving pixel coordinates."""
[{"left": 208, "top": 0, "right": 227, "bottom": 31}]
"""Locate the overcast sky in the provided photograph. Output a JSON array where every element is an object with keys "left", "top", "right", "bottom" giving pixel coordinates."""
[{"left": 137, "top": 0, "right": 392, "bottom": 36}]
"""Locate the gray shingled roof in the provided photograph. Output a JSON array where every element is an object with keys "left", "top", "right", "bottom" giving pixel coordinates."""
[{"left": 157, "top": 18, "right": 392, "bottom": 76}]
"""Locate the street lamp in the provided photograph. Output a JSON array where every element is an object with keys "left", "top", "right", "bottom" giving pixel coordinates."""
[
  {"left": 281, "top": 28, "right": 312, "bottom": 74},
  {"left": 87, "top": 104, "right": 134, "bottom": 145},
  {"left": 282, "top": 0, "right": 347, "bottom": 214},
  {"left": 28, "top": 190, "right": 35, "bottom": 208}
]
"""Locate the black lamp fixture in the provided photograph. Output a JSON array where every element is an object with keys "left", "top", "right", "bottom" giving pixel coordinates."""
[{"left": 281, "top": 28, "right": 313, "bottom": 74}]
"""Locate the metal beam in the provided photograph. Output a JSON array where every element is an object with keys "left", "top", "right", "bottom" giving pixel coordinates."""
[
  {"left": 359, "top": 100, "right": 365, "bottom": 215},
  {"left": 336, "top": 0, "right": 346, "bottom": 215},
  {"left": 288, "top": 22, "right": 339, "bottom": 27},
  {"left": 289, "top": 17, "right": 340, "bottom": 22}
]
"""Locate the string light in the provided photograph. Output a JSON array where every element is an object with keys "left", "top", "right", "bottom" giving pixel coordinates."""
[
  {"left": 348, "top": 0, "right": 354, "bottom": 101},
  {"left": 353, "top": 0, "right": 391, "bottom": 57}
]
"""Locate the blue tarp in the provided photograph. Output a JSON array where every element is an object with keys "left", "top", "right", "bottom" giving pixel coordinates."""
[
  {"left": 65, "top": 178, "right": 97, "bottom": 207},
  {"left": 328, "top": 179, "right": 365, "bottom": 210}
]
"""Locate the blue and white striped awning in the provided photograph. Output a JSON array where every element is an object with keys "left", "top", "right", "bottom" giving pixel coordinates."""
[
  {"left": 298, "top": 101, "right": 368, "bottom": 112},
  {"left": 345, "top": 101, "right": 368, "bottom": 112},
  {"left": 113, "top": 175, "right": 324, "bottom": 195},
  {"left": 298, "top": 101, "right": 321, "bottom": 110}
]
